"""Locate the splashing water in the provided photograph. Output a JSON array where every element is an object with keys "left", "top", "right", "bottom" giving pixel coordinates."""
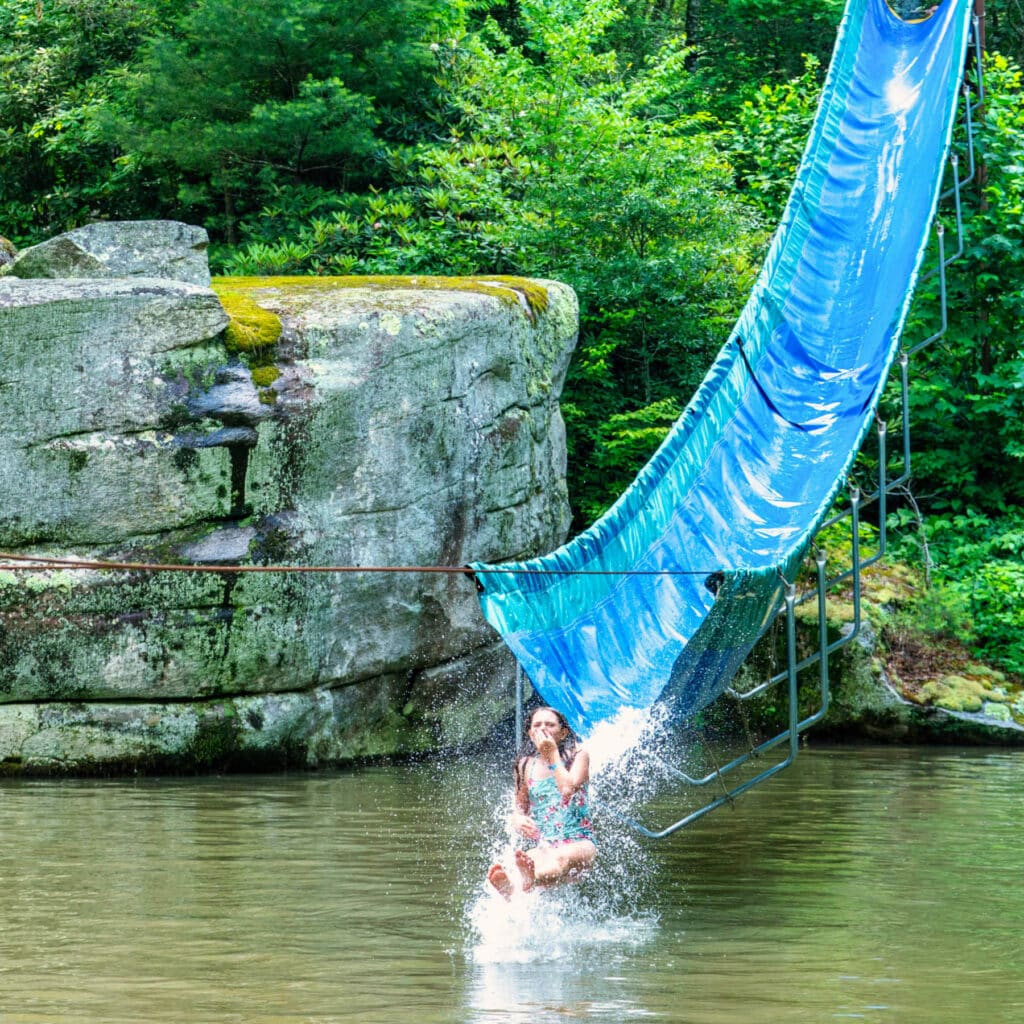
[
  {"left": 468, "top": 885, "right": 658, "bottom": 965},
  {"left": 585, "top": 705, "right": 654, "bottom": 776}
]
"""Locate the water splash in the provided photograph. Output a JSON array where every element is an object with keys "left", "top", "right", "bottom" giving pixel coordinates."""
[
  {"left": 585, "top": 705, "right": 654, "bottom": 776},
  {"left": 469, "top": 885, "right": 658, "bottom": 965},
  {"left": 588, "top": 702, "right": 683, "bottom": 808},
  {"left": 467, "top": 807, "right": 659, "bottom": 966}
]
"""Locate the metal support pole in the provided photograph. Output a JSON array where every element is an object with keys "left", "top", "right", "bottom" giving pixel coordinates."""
[
  {"left": 948, "top": 157, "right": 966, "bottom": 259},
  {"left": 894, "top": 350, "right": 912, "bottom": 487},
  {"left": 815, "top": 551, "right": 830, "bottom": 719},
  {"left": 784, "top": 582, "right": 800, "bottom": 762},
  {"left": 876, "top": 419, "right": 887, "bottom": 559},
  {"left": 837, "top": 486, "right": 863, "bottom": 649},
  {"left": 795, "top": 549, "right": 832, "bottom": 733},
  {"left": 514, "top": 663, "right": 524, "bottom": 747}
]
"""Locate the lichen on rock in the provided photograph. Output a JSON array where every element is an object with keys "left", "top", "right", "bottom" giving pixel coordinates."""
[{"left": 1, "top": 221, "right": 212, "bottom": 285}]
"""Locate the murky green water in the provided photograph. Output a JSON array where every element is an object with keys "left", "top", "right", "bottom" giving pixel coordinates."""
[{"left": 1, "top": 746, "right": 1022, "bottom": 1023}]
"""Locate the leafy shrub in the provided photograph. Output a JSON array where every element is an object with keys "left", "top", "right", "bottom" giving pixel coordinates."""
[{"left": 888, "top": 508, "right": 1024, "bottom": 675}]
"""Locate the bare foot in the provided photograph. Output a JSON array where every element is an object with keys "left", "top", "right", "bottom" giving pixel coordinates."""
[
  {"left": 487, "top": 862, "right": 514, "bottom": 900},
  {"left": 515, "top": 849, "right": 536, "bottom": 892}
]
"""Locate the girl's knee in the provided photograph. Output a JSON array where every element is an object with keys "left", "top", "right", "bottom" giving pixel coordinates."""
[
  {"left": 570, "top": 840, "right": 596, "bottom": 864},
  {"left": 558, "top": 842, "right": 595, "bottom": 873}
]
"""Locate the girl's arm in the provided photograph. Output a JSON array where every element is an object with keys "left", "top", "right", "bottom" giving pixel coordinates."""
[
  {"left": 558, "top": 747, "right": 590, "bottom": 798},
  {"left": 537, "top": 737, "right": 590, "bottom": 799},
  {"left": 513, "top": 766, "right": 531, "bottom": 815},
  {"left": 512, "top": 759, "right": 539, "bottom": 839}
]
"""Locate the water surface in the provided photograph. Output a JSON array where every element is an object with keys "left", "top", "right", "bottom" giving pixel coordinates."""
[{"left": 1, "top": 746, "right": 1021, "bottom": 1023}]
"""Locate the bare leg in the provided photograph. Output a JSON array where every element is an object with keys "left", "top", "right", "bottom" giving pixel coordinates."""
[
  {"left": 514, "top": 849, "right": 536, "bottom": 892},
  {"left": 487, "top": 862, "right": 514, "bottom": 900},
  {"left": 522, "top": 840, "right": 597, "bottom": 889}
]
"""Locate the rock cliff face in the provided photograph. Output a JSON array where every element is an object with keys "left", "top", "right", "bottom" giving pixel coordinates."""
[{"left": 0, "top": 223, "right": 577, "bottom": 773}]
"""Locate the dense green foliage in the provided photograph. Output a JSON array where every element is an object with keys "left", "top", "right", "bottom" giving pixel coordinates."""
[
  {"left": 724, "top": 55, "right": 824, "bottom": 218},
  {"left": 985, "top": 0, "right": 1024, "bottom": 68},
  {"left": 0, "top": 0, "right": 176, "bottom": 241},
  {"left": 1, "top": 0, "right": 1022, "bottom": 668},
  {"left": 113, "top": 0, "right": 454, "bottom": 243},
  {"left": 682, "top": 0, "right": 844, "bottom": 116},
  {"left": 888, "top": 508, "right": 1024, "bottom": 676}
]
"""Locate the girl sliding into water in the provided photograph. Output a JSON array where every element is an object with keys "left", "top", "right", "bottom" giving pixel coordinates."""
[{"left": 487, "top": 706, "right": 596, "bottom": 899}]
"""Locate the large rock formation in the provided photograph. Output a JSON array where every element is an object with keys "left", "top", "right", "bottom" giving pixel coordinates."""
[{"left": 0, "top": 223, "right": 577, "bottom": 773}]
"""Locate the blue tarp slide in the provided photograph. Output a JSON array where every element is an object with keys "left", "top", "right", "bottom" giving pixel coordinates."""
[{"left": 471, "top": 0, "right": 975, "bottom": 737}]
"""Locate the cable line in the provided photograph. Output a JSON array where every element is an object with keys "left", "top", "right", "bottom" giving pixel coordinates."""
[{"left": 0, "top": 550, "right": 724, "bottom": 577}]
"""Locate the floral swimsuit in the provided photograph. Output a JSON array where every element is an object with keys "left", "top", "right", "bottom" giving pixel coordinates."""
[{"left": 527, "top": 756, "right": 595, "bottom": 847}]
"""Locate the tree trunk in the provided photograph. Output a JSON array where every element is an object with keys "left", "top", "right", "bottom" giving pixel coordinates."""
[
  {"left": 684, "top": 0, "right": 701, "bottom": 70},
  {"left": 223, "top": 186, "right": 236, "bottom": 246}
]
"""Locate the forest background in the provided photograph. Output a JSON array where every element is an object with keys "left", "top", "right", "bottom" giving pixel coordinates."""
[{"left": 2, "top": 0, "right": 1023, "bottom": 679}]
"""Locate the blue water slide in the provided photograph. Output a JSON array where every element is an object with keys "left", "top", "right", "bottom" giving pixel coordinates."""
[{"left": 471, "top": 0, "right": 975, "bottom": 737}]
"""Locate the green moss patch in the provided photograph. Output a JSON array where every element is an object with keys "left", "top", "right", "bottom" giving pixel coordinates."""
[
  {"left": 213, "top": 273, "right": 551, "bottom": 320},
  {"left": 250, "top": 364, "right": 281, "bottom": 387},
  {"left": 916, "top": 674, "right": 1011, "bottom": 713},
  {"left": 213, "top": 283, "right": 284, "bottom": 389},
  {"left": 216, "top": 291, "right": 283, "bottom": 354}
]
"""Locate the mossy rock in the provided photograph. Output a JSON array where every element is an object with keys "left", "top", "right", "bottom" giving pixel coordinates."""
[
  {"left": 797, "top": 595, "right": 856, "bottom": 626},
  {"left": 916, "top": 674, "right": 1010, "bottom": 713},
  {"left": 192, "top": 704, "right": 243, "bottom": 767},
  {"left": 981, "top": 701, "right": 1013, "bottom": 723},
  {"left": 250, "top": 364, "right": 281, "bottom": 387}
]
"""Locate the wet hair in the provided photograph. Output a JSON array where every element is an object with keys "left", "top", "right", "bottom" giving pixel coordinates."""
[{"left": 512, "top": 705, "right": 581, "bottom": 792}]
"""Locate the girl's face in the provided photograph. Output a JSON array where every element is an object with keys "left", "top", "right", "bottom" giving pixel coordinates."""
[{"left": 529, "top": 709, "right": 567, "bottom": 745}]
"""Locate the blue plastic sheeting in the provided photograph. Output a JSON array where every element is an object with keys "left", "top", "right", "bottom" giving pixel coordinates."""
[{"left": 471, "top": 0, "right": 975, "bottom": 737}]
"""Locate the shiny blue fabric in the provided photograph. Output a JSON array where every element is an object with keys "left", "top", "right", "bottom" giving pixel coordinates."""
[{"left": 471, "top": 0, "right": 974, "bottom": 737}]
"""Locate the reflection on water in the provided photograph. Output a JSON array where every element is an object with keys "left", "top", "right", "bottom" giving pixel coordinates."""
[{"left": 1, "top": 747, "right": 1023, "bottom": 1023}]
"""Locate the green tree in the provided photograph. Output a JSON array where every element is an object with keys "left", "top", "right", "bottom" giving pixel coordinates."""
[
  {"left": 113, "top": 0, "right": 451, "bottom": 242},
  {"left": 724, "top": 54, "right": 824, "bottom": 220},
  {"left": 0, "top": 0, "right": 175, "bottom": 244},
  {"left": 681, "top": 0, "right": 843, "bottom": 117},
  {"left": 986, "top": 0, "right": 1024, "bottom": 70}
]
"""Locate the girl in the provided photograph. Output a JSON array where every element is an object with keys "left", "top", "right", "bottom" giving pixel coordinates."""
[{"left": 487, "top": 705, "right": 597, "bottom": 899}]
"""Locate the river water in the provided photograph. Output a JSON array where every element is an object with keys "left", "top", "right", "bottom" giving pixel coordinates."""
[{"left": 1, "top": 745, "right": 1021, "bottom": 1023}]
